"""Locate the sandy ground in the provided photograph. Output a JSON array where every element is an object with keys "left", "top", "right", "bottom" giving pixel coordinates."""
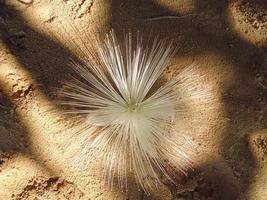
[{"left": 0, "top": 0, "right": 267, "bottom": 199}]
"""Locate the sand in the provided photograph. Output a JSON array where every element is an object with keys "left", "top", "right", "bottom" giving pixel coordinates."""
[{"left": 0, "top": 0, "right": 266, "bottom": 199}]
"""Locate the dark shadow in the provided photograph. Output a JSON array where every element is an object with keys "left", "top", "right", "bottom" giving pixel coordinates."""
[
  {"left": 0, "top": 90, "right": 27, "bottom": 153},
  {"left": 166, "top": 162, "right": 242, "bottom": 200}
]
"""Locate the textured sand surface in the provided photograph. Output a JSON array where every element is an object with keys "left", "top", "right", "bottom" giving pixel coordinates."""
[{"left": 0, "top": 0, "right": 266, "bottom": 199}]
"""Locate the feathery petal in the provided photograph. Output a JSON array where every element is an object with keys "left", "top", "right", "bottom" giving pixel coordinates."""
[{"left": 59, "top": 30, "right": 212, "bottom": 193}]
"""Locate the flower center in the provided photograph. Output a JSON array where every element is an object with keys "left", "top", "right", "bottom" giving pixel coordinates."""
[{"left": 127, "top": 103, "right": 140, "bottom": 113}]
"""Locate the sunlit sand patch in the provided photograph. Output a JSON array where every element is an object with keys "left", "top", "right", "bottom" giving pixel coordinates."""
[
  {"left": 246, "top": 129, "right": 267, "bottom": 200},
  {"left": 0, "top": 153, "right": 52, "bottom": 199},
  {"left": 154, "top": 0, "right": 197, "bottom": 15},
  {"left": 7, "top": 0, "right": 111, "bottom": 39},
  {"left": 227, "top": 1, "right": 267, "bottom": 46}
]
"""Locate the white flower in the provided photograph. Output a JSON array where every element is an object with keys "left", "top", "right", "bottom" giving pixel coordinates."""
[{"left": 59, "top": 30, "right": 211, "bottom": 193}]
